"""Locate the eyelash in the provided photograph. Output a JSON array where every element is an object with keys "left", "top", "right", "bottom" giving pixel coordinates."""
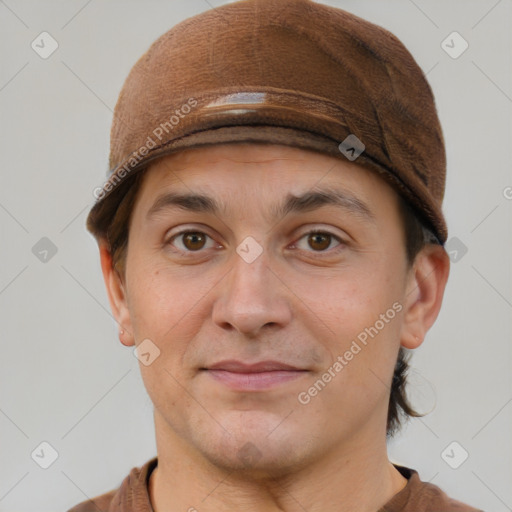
[{"left": 165, "top": 229, "right": 346, "bottom": 257}]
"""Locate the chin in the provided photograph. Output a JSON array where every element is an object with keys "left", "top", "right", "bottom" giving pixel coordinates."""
[
  {"left": 202, "top": 442, "right": 302, "bottom": 481},
  {"left": 190, "top": 411, "right": 312, "bottom": 479}
]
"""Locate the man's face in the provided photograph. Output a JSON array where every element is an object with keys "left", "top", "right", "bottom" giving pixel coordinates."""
[{"left": 119, "top": 143, "right": 413, "bottom": 475}]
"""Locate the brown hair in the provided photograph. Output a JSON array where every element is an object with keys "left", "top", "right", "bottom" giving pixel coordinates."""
[{"left": 98, "top": 169, "right": 435, "bottom": 437}]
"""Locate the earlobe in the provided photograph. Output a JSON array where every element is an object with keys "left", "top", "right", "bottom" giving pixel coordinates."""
[
  {"left": 98, "top": 241, "right": 135, "bottom": 347},
  {"left": 400, "top": 244, "right": 450, "bottom": 349}
]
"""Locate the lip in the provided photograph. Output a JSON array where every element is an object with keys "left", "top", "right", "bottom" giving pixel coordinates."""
[
  {"left": 202, "top": 360, "right": 309, "bottom": 391},
  {"left": 206, "top": 360, "right": 305, "bottom": 372}
]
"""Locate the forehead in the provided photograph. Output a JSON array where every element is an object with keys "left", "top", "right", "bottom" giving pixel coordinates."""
[
  {"left": 132, "top": 143, "right": 401, "bottom": 227},
  {"left": 139, "top": 143, "right": 395, "bottom": 197}
]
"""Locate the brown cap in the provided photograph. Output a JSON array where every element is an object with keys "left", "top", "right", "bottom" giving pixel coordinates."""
[{"left": 87, "top": 0, "right": 447, "bottom": 244}]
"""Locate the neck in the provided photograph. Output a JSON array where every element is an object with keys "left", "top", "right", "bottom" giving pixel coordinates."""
[{"left": 149, "top": 413, "right": 407, "bottom": 512}]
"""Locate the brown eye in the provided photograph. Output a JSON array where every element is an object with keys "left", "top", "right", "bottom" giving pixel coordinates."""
[
  {"left": 181, "top": 232, "right": 207, "bottom": 251},
  {"left": 307, "top": 232, "right": 333, "bottom": 251},
  {"left": 166, "top": 228, "right": 220, "bottom": 256},
  {"left": 294, "top": 230, "right": 344, "bottom": 255}
]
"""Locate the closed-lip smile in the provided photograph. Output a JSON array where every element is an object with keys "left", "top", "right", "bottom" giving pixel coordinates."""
[{"left": 202, "top": 360, "right": 309, "bottom": 391}]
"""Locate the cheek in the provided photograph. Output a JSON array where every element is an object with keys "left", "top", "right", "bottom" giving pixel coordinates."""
[
  {"left": 301, "top": 260, "right": 404, "bottom": 390},
  {"left": 127, "top": 268, "right": 172, "bottom": 336},
  {"left": 295, "top": 262, "right": 403, "bottom": 343},
  {"left": 126, "top": 262, "right": 217, "bottom": 363}
]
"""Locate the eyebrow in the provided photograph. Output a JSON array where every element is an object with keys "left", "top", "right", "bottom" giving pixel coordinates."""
[{"left": 146, "top": 186, "right": 375, "bottom": 223}]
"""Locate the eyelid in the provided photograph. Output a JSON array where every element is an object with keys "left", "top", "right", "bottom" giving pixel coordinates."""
[
  {"left": 293, "top": 221, "right": 348, "bottom": 240},
  {"left": 294, "top": 225, "right": 346, "bottom": 240},
  {"left": 164, "top": 224, "right": 217, "bottom": 242}
]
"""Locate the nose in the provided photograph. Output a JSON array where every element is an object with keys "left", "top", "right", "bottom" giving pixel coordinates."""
[{"left": 212, "top": 245, "right": 293, "bottom": 337}]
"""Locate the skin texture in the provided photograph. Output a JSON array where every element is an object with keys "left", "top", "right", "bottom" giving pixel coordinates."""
[{"left": 99, "top": 143, "right": 449, "bottom": 512}]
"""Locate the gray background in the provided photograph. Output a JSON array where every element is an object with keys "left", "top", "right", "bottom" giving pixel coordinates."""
[{"left": 0, "top": 0, "right": 510, "bottom": 510}]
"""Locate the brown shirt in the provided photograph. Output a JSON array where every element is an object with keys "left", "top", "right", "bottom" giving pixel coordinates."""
[{"left": 67, "top": 458, "right": 483, "bottom": 512}]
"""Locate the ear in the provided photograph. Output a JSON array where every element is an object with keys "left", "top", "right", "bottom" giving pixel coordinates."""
[
  {"left": 98, "top": 240, "right": 135, "bottom": 347},
  {"left": 400, "top": 244, "right": 450, "bottom": 349}
]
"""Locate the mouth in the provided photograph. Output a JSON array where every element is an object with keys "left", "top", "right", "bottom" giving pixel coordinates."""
[{"left": 200, "top": 360, "right": 309, "bottom": 391}]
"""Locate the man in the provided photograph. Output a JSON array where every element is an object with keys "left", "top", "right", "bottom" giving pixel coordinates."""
[{"left": 69, "top": 0, "right": 481, "bottom": 510}]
